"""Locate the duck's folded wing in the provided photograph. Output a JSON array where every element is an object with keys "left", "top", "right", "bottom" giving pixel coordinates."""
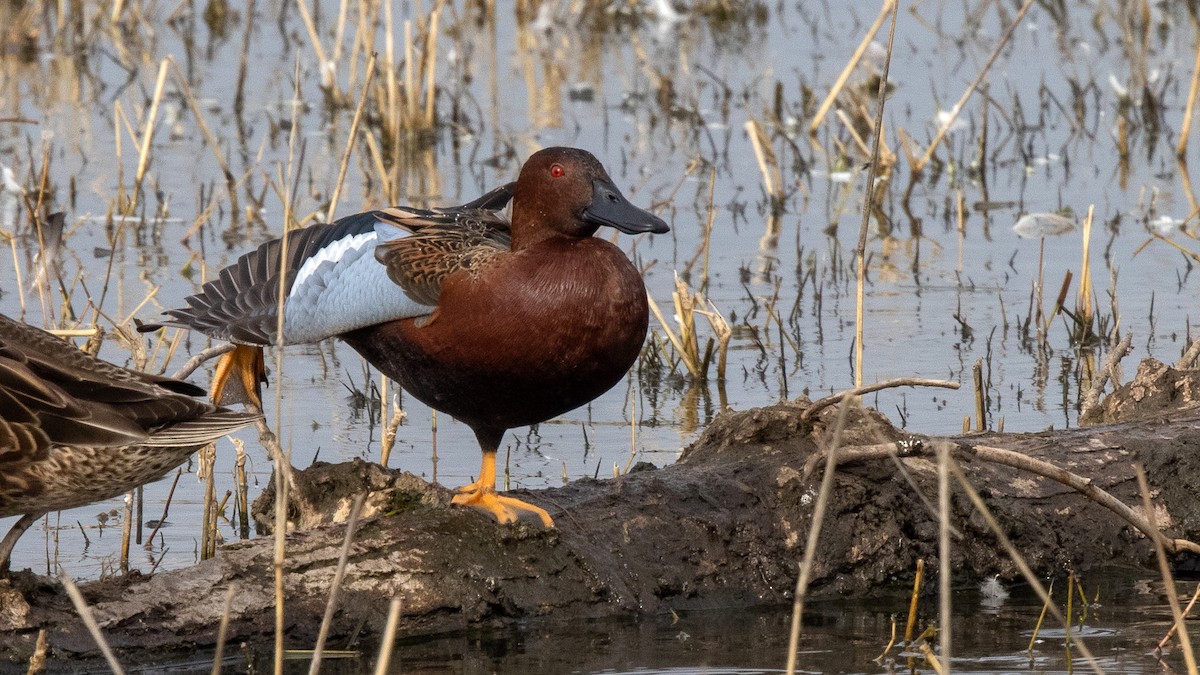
[
  {"left": 142, "top": 183, "right": 516, "bottom": 346},
  {"left": 373, "top": 184, "right": 515, "bottom": 306}
]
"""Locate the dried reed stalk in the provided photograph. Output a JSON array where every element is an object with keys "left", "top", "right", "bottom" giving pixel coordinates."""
[
  {"left": 1076, "top": 205, "right": 1095, "bottom": 329},
  {"left": 211, "top": 584, "right": 238, "bottom": 675},
  {"left": 808, "top": 0, "right": 896, "bottom": 134},
  {"left": 854, "top": 0, "right": 899, "bottom": 388},
  {"left": 61, "top": 572, "right": 126, "bottom": 674},
  {"left": 327, "top": 52, "right": 377, "bottom": 223},
  {"left": 1137, "top": 467, "right": 1199, "bottom": 675},
  {"left": 373, "top": 596, "right": 404, "bottom": 675},
  {"left": 131, "top": 59, "right": 170, "bottom": 211},
  {"left": 946, "top": 461, "right": 1105, "bottom": 674},
  {"left": 308, "top": 494, "right": 366, "bottom": 675},
  {"left": 1177, "top": 33, "right": 1200, "bottom": 158},
  {"left": 914, "top": 0, "right": 1035, "bottom": 172},
  {"left": 784, "top": 398, "right": 850, "bottom": 675},
  {"left": 745, "top": 119, "right": 782, "bottom": 205}
]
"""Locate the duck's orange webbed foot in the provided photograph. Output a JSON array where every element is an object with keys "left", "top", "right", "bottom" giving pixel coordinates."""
[
  {"left": 451, "top": 487, "right": 554, "bottom": 528},
  {"left": 210, "top": 344, "right": 266, "bottom": 407}
]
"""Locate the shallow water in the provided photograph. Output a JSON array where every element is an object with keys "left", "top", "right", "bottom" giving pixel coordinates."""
[{"left": 1, "top": 0, "right": 1198, "bottom": 668}]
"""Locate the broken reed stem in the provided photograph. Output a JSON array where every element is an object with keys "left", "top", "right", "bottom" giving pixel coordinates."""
[
  {"left": 26, "top": 629, "right": 47, "bottom": 674},
  {"left": 1160, "top": 583, "right": 1200, "bottom": 652},
  {"left": 373, "top": 596, "right": 404, "bottom": 675},
  {"left": 1177, "top": 33, "right": 1200, "bottom": 158},
  {"left": 854, "top": 1, "right": 899, "bottom": 389},
  {"left": 937, "top": 441, "right": 952, "bottom": 667},
  {"left": 1027, "top": 579, "right": 1054, "bottom": 652},
  {"left": 1082, "top": 333, "right": 1133, "bottom": 415},
  {"left": 745, "top": 119, "right": 782, "bottom": 205},
  {"left": 120, "top": 490, "right": 133, "bottom": 573},
  {"left": 143, "top": 469, "right": 183, "bottom": 546},
  {"left": 295, "top": 0, "right": 334, "bottom": 92},
  {"left": 234, "top": 439, "right": 250, "bottom": 539},
  {"left": 326, "top": 52, "right": 377, "bottom": 224},
  {"left": 211, "top": 584, "right": 238, "bottom": 675},
  {"left": 308, "top": 494, "right": 366, "bottom": 675},
  {"left": 904, "top": 558, "right": 923, "bottom": 643},
  {"left": 168, "top": 58, "right": 240, "bottom": 223},
  {"left": 60, "top": 572, "right": 126, "bottom": 675},
  {"left": 130, "top": 58, "right": 170, "bottom": 213},
  {"left": 946, "top": 460, "right": 1105, "bottom": 673},
  {"left": 914, "top": 0, "right": 1035, "bottom": 172},
  {"left": 273, "top": 450, "right": 288, "bottom": 675},
  {"left": 423, "top": 4, "right": 441, "bottom": 128},
  {"left": 169, "top": 342, "right": 235, "bottom": 381},
  {"left": 972, "top": 359, "right": 985, "bottom": 431},
  {"left": 201, "top": 443, "right": 218, "bottom": 559},
  {"left": 1077, "top": 205, "right": 1095, "bottom": 330},
  {"left": 701, "top": 167, "right": 717, "bottom": 290},
  {"left": 784, "top": 398, "right": 851, "bottom": 675},
  {"left": 1137, "top": 466, "right": 1199, "bottom": 675},
  {"left": 808, "top": 0, "right": 896, "bottom": 134},
  {"left": 801, "top": 377, "right": 959, "bottom": 422}
]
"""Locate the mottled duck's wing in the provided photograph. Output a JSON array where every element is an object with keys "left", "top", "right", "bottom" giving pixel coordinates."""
[
  {"left": 373, "top": 182, "right": 516, "bottom": 305},
  {"left": 0, "top": 313, "right": 255, "bottom": 461}
]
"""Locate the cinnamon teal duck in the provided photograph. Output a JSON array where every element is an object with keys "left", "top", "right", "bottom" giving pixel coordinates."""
[
  {"left": 141, "top": 147, "right": 669, "bottom": 527},
  {"left": 0, "top": 312, "right": 257, "bottom": 572}
]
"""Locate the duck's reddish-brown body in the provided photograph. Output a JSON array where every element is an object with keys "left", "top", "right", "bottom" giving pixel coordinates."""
[
  {"left": 145, "top": 146, "right": 669, "bottom": 526},
  {"left": 343, "top": 237, "right": 648, "bottom": 439}
]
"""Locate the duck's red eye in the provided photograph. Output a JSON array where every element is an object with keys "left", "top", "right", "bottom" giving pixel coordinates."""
[{"left": 550, "top": 164, "right": 565, "bottom": 178}]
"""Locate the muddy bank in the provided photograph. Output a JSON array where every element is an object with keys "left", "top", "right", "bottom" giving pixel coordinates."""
[{"left": 3, "top": 360, "right": 1200, "bottom": 663}]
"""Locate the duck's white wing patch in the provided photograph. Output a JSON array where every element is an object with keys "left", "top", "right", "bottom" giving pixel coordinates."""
[{"left": 282, "top": 228, "right": 431, "bottom": 343}]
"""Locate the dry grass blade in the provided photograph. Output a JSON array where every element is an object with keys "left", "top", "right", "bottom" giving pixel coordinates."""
[
  {"left": 784, "top": 397, "right": 851, "bottom": 675},
  {"left": 646, "top": 275, "right": 730, "bottom": 382},
  {"left": 131, "top": 58, "right": 170, "bottom": 211},
  {"left": 1177, "top": 36, "right": 1200, "bottom": 158},
  {"left": 854, "top": 0, "right": 898, "bottom": 388},
  {"left": 326, "top": 52, "right": 377, "bottom": 223},
  {"left": 1027, "top": 579, "right": 1054, "bottom": 652},
  {"left": 945, "top": 460, "right": 1105, "bottom": 673},
  {"left": 60, "top": 571, "right": 126, "bottom": 675},
  {"left": 1076, "top": 205, "right": 1095, "bottom": 329},
  {"left": 808, "top": 0, "right": 896, "bottom": 134},
  {"left": 914, "top": 0, "right": 1036, "bottom": 172},
  {"left": 1159, "top": 584, "right": 1200, "bottom": 653},
  {"left": 373, "top": 596, "right": 404, "bottom": 675},
  {"left": 308, "top": 494, "right": 367, "bottom": 675},
  {"left": 937, "top": 442, "right": 952, "bottom": 666},
  {"left": 745, "top": 118, "right": 782, "bottom": 205},
  {"left": 25, "top": 629, "right": 46, "bottom": 675},
  {"left": 1136, "top": 466, "right": 1199, "bottom": 675},
  {"left": 211, "top": 584, "right": 238, "bottom": 675}
]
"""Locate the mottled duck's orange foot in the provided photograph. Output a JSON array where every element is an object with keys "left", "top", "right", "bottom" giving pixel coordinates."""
[
  {"left": 451, "top": 489, "right": 554, "bottom": 528},
  {"left": 211, "top": 344, "right": 266, "bottom": 407}
]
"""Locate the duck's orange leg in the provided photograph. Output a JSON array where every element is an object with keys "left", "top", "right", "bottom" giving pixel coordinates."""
[
  {"left": 210, "top": 344, "right": 266, "bottom": 407},
  {"left": 452, "top": 449, "right": 554, "bottom": 528}
]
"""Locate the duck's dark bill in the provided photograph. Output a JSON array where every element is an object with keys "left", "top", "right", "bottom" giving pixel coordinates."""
[{"left": 583, "top": 179, "right": 670, "bottom": 235}]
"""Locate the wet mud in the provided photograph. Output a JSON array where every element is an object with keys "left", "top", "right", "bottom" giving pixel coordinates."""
[{"left": 3, "top": 371, "right": 1200, "bottom": 665}]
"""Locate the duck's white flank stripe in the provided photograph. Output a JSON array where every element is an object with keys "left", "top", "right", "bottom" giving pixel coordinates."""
[
  {"left": 280, "top": 223, "right": 429, "bottom": 343},
  {"left": 289, "top": 230, "right": 378, "bottom": 297}
]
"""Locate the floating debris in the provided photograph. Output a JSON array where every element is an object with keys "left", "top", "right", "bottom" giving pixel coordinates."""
[
  {"left": 0, "top": 165, "right": 21, "bottom": 232},
  {"left": 980, "top": 575, "right": 1010, "bottom": 608},
  {"left": 1013, "top": 212, "right": 1076, "bottom": 238},
  {"left": 1149, "top": 215, "right": 1181, "bottom": 235}
]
